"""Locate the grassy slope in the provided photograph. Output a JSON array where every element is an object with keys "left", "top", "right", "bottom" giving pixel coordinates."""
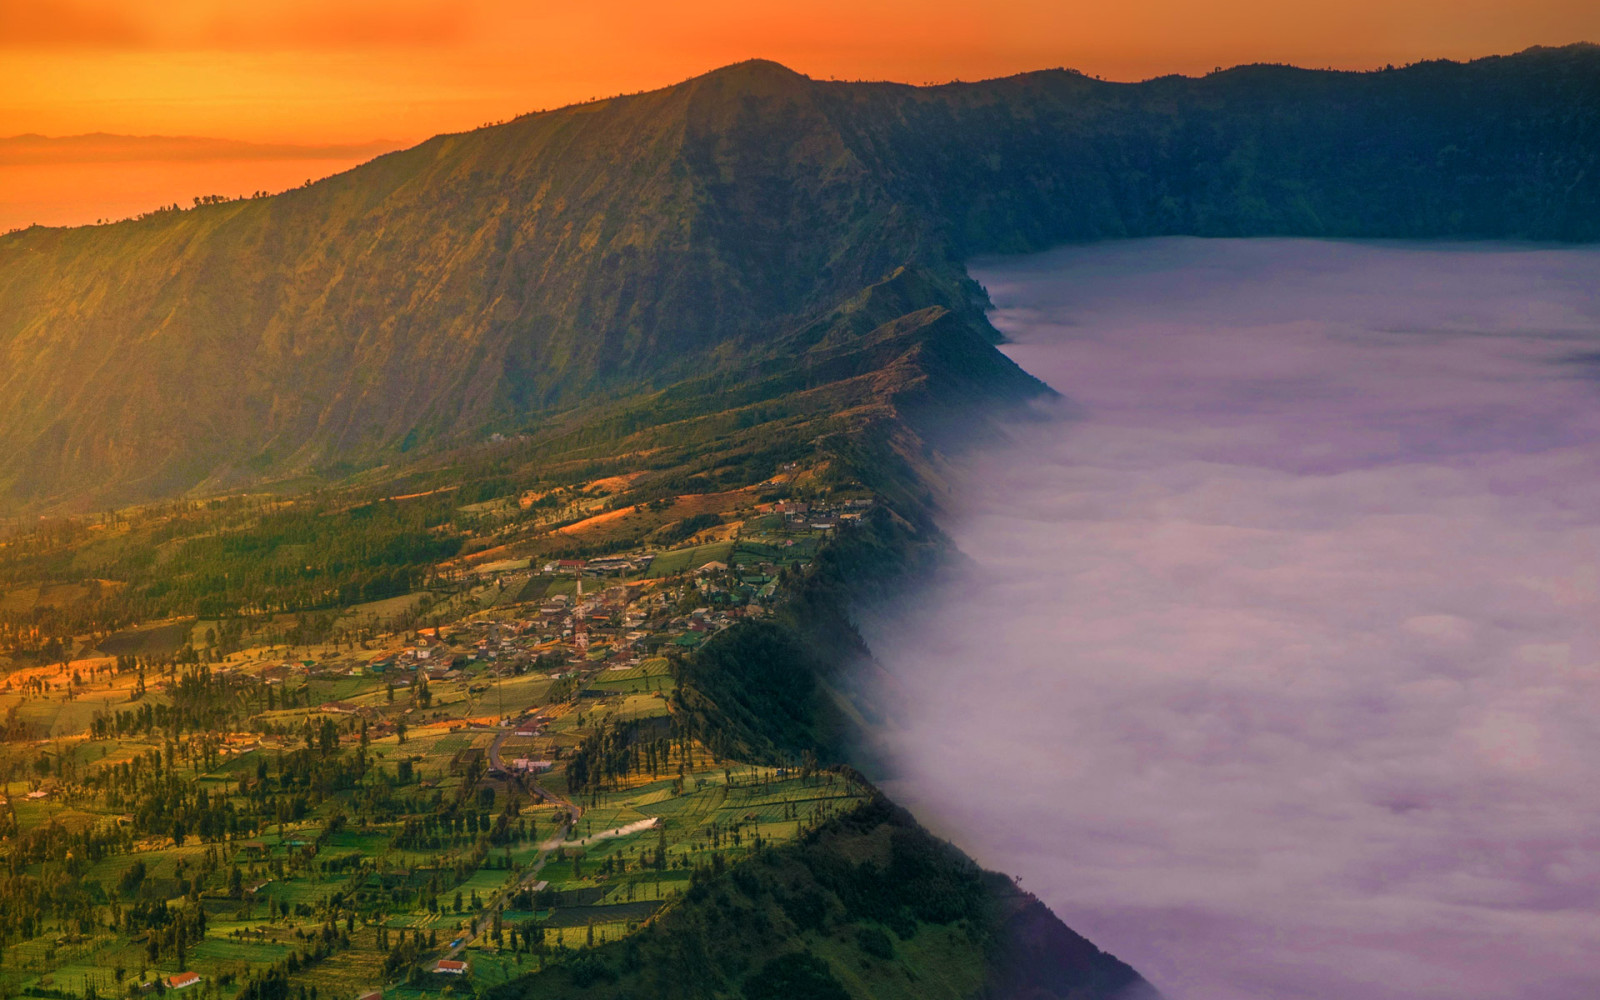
[{"left": 484, "top": 796, "right": 1145, "bottom": 1000}]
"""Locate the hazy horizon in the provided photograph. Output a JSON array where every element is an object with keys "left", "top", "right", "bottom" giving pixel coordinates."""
[
  {"left": 863, "top": 238, "right": 1600, "bottom": 1000},
  {"left": 7, "top": 26, "right": 1599, "bottom": 230}
]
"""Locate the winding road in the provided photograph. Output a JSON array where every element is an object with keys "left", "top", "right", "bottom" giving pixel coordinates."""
[{"left": 440, "top": 727, "right": 581, "bottom": 961}]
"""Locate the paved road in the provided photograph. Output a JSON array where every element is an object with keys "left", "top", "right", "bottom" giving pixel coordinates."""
[
  {"left": 440, "top": 728, "right": 581, "bottom": 961},
  {"left": 489, "top": 727, "right": 581, "bottom": 823}
]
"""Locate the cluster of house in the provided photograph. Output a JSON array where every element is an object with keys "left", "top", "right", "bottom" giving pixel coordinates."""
[
  {"left": 368, "top": 634, "right": 471, "bottom": 678},
  {"left": 462, "top": 619, "right": 529, "bottom": 663},
  {"left": 772, "top": 496, "right": 872, "bottom": 531},
  {"left": 528, "top": 558, "right": 785, "bottom": 659},
  {"left": 245, "top": 499, "right": 879, "bottom": 734},
  {"left": 452, "top": 573, "right": 769, "bottom": 678}
]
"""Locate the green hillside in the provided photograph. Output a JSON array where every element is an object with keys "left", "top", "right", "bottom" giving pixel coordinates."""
[{"left": 1, "top": 47, "right": 1597, "bottom": 509}]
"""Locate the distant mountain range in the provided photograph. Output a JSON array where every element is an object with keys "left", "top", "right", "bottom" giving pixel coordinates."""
[
  {"left": 0, "top": 133, "right": 405, "bottom": 164},
  {"left": 0, "top": 44, "right": 1596, "bottom": 509}
]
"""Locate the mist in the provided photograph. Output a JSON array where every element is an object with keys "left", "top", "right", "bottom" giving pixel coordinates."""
[{"left": 859, "top": 239, "right": 1600, "bottom": 1000}]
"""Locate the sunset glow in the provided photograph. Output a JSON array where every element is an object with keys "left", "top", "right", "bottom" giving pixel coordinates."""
[{"left": 3, "top": 0, "right": 1597, "bottom": 229}]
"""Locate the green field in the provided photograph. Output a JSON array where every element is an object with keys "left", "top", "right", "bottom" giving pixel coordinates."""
[
  {"left": 0, "top": 431, "right": 876, "bottom": 1000},
  {"left": 642, "top": 541, "right": 736, "bottom": 578}
]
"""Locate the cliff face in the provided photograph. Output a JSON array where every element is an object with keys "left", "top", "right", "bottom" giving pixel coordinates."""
[
  {"left": 987, "top": 892, "right": 1157, "bottom": 1000},
  {"left": 2, "top": 47, "right": 1597, "bottom": 509}
]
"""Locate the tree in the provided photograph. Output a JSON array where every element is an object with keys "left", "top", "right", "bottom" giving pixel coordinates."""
[{"left": 742, "top": 952, "right": 850, "bottom": 1000}]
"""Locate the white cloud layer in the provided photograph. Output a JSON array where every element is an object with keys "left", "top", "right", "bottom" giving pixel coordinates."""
[{"left": 860, "top": 239, "right": 1600, "bottom": 1000}]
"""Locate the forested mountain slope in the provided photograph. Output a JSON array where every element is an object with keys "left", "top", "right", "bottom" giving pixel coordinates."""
[{"left": 0, "top": 45, "right": 1595, "bottom": 508}]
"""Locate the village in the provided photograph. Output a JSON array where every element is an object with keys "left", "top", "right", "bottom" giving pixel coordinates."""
[
  {"left": 0, "top": 486, "right": 878, "bottom": 1000},
  {"left": 215, "top": 493, "right": 875, "bottom": 739}
]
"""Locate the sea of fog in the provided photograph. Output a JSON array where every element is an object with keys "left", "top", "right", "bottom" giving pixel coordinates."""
[{"left": 859, "top": 239, "right": 1600, "bottom": 1000}]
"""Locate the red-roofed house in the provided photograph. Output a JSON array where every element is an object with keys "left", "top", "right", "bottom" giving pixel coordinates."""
[
  {"left": 434, "top": 959, "right": 468, "bottom": 975},
  {"left": 167, "top": 972, "right": 201, "bottom": 990}
]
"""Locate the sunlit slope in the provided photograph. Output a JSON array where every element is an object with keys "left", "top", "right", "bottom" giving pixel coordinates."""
[{"left": 1, "top": 47, "right": 1596, "bottom": 508}]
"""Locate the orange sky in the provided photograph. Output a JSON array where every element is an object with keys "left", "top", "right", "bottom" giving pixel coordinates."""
[{"left": 2, "top": 0, "right": 1597, "bottom": 229}]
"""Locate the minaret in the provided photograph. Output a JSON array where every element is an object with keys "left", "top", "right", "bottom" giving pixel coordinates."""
[{"left": 573, "top": 576, "right": 588, "bottom": 654}]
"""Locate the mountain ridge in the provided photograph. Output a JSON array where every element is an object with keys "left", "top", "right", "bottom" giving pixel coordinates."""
[{"left": 1, "top": 44, "right": 1597, "bottom": 510}]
